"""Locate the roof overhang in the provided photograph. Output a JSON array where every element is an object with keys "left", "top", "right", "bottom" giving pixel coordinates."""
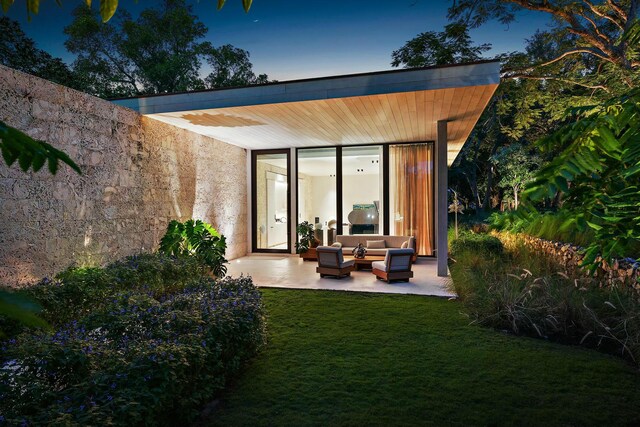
[{"left": 112, "top": 61, "right": 500, "bottom": 165}]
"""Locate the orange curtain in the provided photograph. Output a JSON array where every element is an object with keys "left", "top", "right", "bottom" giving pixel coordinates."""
[{"left": 391, "top": 144, "right": 434, "bottom": 255}]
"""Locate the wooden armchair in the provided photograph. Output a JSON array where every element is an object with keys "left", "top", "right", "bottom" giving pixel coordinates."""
[
  {"left": 371, "top": 248, "right": 415, "bottom": 283},
  {"left": 316, "top": 246, "right": 355, "bottom": 278}
]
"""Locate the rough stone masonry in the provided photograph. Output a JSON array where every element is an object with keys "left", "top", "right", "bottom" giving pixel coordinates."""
[{"left": 0, "top": 65, "right": 248, "bottom": 285}]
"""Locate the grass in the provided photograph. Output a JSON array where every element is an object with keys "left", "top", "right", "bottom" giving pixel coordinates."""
[{"left": 207, "top": 289, "right": 640, "bottom": 426}]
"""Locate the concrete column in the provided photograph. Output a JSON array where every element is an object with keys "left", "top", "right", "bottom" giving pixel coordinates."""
[
  {"left": 436, "top": 121, "right": 449, "bottom": 277},
  {"left": 289, "top": 148, "right": 297, "bottom": 254}
]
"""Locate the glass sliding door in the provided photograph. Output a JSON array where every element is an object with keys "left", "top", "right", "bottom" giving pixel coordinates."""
[
  {"left": 252, "top": 150, "right": 290, "bottom": 252},
  {"left": 297, "top": 148, "right": 337, "bottom": 245},
  {"left": 342, "top": 146, "right": 383, "bottom": 235},
  {"left": 389, "top": 143, "right": 434, "bottom": 255}
]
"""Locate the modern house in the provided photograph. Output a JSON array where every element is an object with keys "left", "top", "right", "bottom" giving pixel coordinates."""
[
  {"left": 0, "top": 60, "right": 499, "bottom": 285},
  {"left": 114, "top": 60, "right": 501, "bottom": 276}
]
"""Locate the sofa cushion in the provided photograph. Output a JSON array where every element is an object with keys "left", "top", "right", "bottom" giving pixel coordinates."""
[
  {"left": 366, "top": 240, "right": 386, "bottom": 249},
  {"left": 336, "top": 235, "right": 414, "bottom": 250},
  {"left": 365, "top": 248, "right": 388, "bottom": 256}
]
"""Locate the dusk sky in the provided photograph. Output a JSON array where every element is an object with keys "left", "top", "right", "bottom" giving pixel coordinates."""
[{"left": 7, "top": 0, "right": 551, "bottom": 81}]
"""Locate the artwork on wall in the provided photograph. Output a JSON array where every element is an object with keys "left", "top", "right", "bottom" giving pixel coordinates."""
[{"left": 353, "top": 203, "right": 375, "bottom": 210}]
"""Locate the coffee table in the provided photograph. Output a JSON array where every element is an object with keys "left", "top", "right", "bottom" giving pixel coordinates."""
[{"left": 344, "top": 255, "right": 386, "bottom": 271}]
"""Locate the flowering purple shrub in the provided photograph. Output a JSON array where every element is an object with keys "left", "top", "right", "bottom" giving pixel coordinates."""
[
  {"left": 0, "top": 263, "right": 266, "bottom": 425},
  {"left": 15, "top": 253, "right": 207, "bottom": 329}
]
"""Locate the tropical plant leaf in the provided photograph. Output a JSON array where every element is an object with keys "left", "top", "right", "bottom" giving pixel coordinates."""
[
  {"left": 0, "top": 121, "right": 81, "bottom": 175},
  {"left": 217, "top": 0, "right": 226, "bottom": 10},
  {"left": 99, "top": 0, "right": 118, "bottom": 22},
  {"left": 1, "top": 0, "right": 14, "bottom": 13},
  {"left": 242, "top": 0, "right": 252, "bottom": 13},
  {"left": 159, "top": 219, "right": 228, "bottom": 277},
  {"left": 0, "top": 290, "right": 49, "bottom": 336}
]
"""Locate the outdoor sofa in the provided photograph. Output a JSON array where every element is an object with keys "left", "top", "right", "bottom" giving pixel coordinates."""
[{"left": 335, "top": 235, "right": 416, "bottom": 260}]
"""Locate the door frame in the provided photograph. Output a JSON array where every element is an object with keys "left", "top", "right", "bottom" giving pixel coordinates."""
[{"left": 251, "top": 149, "right": 292, "bottom": 253}]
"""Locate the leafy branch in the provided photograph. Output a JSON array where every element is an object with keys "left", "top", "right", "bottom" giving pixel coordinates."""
[
  {"left": 0, "top": 120, "right": 81, "bottom": 175},
  {"left": 1, "top": 0, "right": 254, "bottom": 23}
]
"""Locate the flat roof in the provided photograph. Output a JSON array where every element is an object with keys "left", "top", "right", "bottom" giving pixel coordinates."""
[{"left": 112, "top": 60, "right": 501, "bottom": 165}]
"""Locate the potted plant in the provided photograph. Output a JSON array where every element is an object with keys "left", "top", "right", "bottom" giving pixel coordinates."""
[{"left": 295, "top": 221, "right": 320, "bottom": 260}]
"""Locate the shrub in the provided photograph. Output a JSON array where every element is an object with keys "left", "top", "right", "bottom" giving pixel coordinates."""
[
  {"left": 0, "top": 256, "right": 266, "bottom": 426},
  {"left": 449, "top": 240, "right": 640, "bottom": 365},
  {"left": 449, "top": 229, "right": 503, "bottom": 257},
  {"left": 489, "top": 209, "right": 595, "bottom": 248},
  {"left": 19, "top": 253, "right": 206, "bottom": 328}
]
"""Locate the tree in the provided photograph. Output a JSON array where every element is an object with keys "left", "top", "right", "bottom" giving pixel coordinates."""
[
  {"left": 391, "top": 23, "right": 491, "bottom": 68},
  {"left": 0, "top": 17, "right": 78, "bottom": 88},
  {"left": 204, "top": 44, "right": 269, "bottom": 87},
  {"left": 1, "top": 0, "right": 253, "bottom": 23},
  {"left": 492, "top": 143, "right": 539, "bottom": 209},
  {"left": 448, "top": 0, "right": 640, "bottom": 91},
  {"left": 65, "top": 0, "right": 269, "bottom": 98}
]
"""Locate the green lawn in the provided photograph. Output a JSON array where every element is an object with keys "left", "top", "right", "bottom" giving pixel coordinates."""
[{"left": 207, "top": 289, "right": 640, "bottom": 426}]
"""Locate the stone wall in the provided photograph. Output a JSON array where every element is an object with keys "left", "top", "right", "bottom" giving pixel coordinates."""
[
  {"left": 494, "top": 231, "right": 640, "bottom": 293},
  {"left": 0, "top": 65, "right": 247, "bottom": 286}
]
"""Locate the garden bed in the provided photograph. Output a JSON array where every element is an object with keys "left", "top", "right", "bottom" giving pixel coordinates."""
[
  {"left": 0, "top": 254, "right": 266, "bottom": 426},
  {"left": 449, "top": 230, "right": 640, "bottom": 365}
]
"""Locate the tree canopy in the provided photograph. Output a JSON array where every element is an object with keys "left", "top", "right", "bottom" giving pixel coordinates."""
[
  {"left": 0, "top": 17, "right": 78, "bottom": 88},
  {"left": 64, "top": 0, "right": 269, "bottom": 98},
  {"left": 391, "top": 23, "right": 491, "bottom": 68}
]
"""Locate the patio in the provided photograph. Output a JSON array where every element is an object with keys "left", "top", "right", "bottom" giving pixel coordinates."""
[{"left": 226, "top": 255, "right": 455, "bottom": 297}]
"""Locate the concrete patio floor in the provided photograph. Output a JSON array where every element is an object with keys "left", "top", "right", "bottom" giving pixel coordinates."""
[{"left": 227, "top": 255, "right": 455, "bottom": 297}]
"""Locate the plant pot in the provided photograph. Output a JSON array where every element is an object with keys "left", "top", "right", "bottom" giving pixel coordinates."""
[{"left": 300, "top": 247, "right": 318, "bottom": 261}]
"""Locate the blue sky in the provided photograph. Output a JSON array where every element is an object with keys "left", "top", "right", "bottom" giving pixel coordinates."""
[{"left": 7, "top": 0, "right": 551, "bottom": 81}]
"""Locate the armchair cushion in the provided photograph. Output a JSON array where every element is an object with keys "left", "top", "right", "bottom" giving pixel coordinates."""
[
  {"left": 381, "top": 248, "right": 415, "bottom": 272},
  {"left": 317, "top": 246, "right": 343, "bottom": 267},
  {"left": 371, "top": 260, "right": 386, "bottom": 271}
]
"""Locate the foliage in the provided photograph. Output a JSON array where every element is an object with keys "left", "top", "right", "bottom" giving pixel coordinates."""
[
  {"left": 159, "top": 220, "right": 228, "bottom": 277},
  {"left": 446, "top": 3, "right": 640, "bottom": 212},
  {"left": 391, "top": 22, "right": 490, "bottom": 68},
  {"left": 489, "top": 209, "right": 596, "bottom": 249},
  {"left": 0, "top": 17, "right": 79, "bottom": 87},
  {"left": 0, "top": 291, "right": 48, "bottom": 338},
  {"left": 491, "top": 142, "right": 539, "bottom": 209},
  {"left": 449, "top": 228, "right": 503, "bottom": 256},
  {"left": 448, "top": 1, "right": 640, "bottom": 89},
  {"left": 1, "top": 0, "right": 253, "bottom": 23},
  {"left": 204, "top": 44, "right": 270, "bottom": 88},
  {"left": 0, "top": 120, "right": 81, "bottom": 175},
  {"left": 294, "top": 221, "right": 317, "bottom": 254},
  {"left": 14, "top": 254, "right": 206, "bottom": 329},
  {"left": 524, "top": 89, "right": 640, "bottom": 264},
  {"left": 449, "top": 234, "right": 640, "bottom": 365},
  {"left": 208, "top": 289, "right": 640, "bottom": 426},
  {"left": 0, "top": 269, "right": 266, "bottom": 426},
  {"left": 64, "top": 0, "right": 268, "bottom": 98}
]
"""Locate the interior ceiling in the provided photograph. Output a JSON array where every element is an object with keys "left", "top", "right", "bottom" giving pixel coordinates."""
[{"left": 148, "top": 84, "right": 497, "bottom": 165}]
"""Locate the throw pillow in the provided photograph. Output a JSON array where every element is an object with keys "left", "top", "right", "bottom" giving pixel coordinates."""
[
  {"left": 331, "top": 242, "right": 342, "bottom": 248},
  {"left": 366, "top": 240, "right": 386, "bottom": 249},
  {"left": 401, "top": 240, "right": 409, "bottom": 249}
]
